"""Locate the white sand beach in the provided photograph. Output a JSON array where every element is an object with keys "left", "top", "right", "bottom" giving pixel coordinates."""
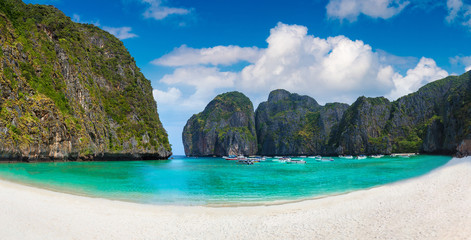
[{"left": 0, "top": 157, "right": 470, "bottom": 240}]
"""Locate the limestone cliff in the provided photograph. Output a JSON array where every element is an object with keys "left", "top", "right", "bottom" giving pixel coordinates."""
[
  {"left": 0, "top": 0, "right": 171, "bottom": 161},
  {"left": 182, "top": 92, "right": 257, "bottom": 157},
  {"left": 332, "top": 71, "right": 471, "bottom": 156},
  {"left": 183, "top": 71, "right": 471, "bottom": 157},
  {"left": 255, "top": 89, "right": 348, "bottom": 156}
]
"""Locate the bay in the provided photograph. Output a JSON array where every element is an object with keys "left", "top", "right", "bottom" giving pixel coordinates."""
[{"left": 0, "top": 155, "right": 451, "bottom": 206}]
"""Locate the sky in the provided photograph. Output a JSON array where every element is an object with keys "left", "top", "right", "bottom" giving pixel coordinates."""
[{"left": 24, "top": 0, "right": 471, "bottom": 155}]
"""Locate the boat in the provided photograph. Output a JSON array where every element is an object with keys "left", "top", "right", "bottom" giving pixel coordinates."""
[
  {"left": 237, "top": 159, "right": 254, "bottom": 165},
  {"left": 286, "top": 159, "right": 306, "bottom": 164},
  {"left": 339, "top": 155, "right": 353, "bottom": 159},
  {"left": 370, "top": 154, "right": 384, "bottom": 158},
  {"left": 274, "top": 157, "right": 291, "bottom": 162},
  {"left": 316, "top": 157, "right": 334, "bottom": 162},
  {"left": 356, "top": 155, "right": 367, "bottom": 160},
  {"left": 391, "top": 153, "right": 417, "bottom": 157},
  {"left": 224, "top": 155, "right": 238, "bottom": 160},
  {"left": 249, "top": 156, "right": 266, "bottom": 161},
  {"left": 299, "top": 156, "right": 307, "bottom": 158}
]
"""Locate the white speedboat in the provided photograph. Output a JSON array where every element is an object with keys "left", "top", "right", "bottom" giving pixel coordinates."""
[
  {"left": 274, "top": 157, "right": 291, "bottom": 162},
  {"left": 316, "top": 157, "right": 334, "bottom": 162},
  {"left": 286, "top": 159, "right": 306, "bottom": 164},
  {"left": 356, "top": 155, "right": 367, "bottom": 160}
]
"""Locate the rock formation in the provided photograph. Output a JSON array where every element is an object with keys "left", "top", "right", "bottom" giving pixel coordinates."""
[
  {"left": 332, "top": 97, "right": 392, "bottom": 155},
  {"left": 0, "top": 0, "right": 171, "bottom": 161},
  {"left": 183, "top": 92, "right": 257, "bottom": 157},
  {"left": 184, "top": 71, "right": 471, "bottom": 157},
  {"left": 255, "top": 89, "right": 348, "bottom": 156},
  {"left": 330, "top": 72, "right": 471, "bottom": 156}
]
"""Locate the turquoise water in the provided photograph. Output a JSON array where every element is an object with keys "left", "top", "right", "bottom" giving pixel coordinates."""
[{"left": 0, "top": 155, "right": 450, "bottom": 206}]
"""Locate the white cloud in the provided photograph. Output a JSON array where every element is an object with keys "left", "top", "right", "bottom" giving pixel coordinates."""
[
  {"left": 445, "top": 0, "right": 471, "bottom": 28},
  {"left": 451, "top": 55, "right": 471, "bottom": 71},
  {"left": 446, "top": 0, "right": 464, "bottom": 22},
  {"left": 158, "top": 66, "right": 236, "bottom": 110},
  {"left": 102, "top": 26, "right": 138, "bottom": 40},
  {"left": 141, "top": 0, "right": 190, "bottom": 20},
  {"left": 153, "top": 45, "right": 261, "bottom": 67},
  {"left": 154, "top": 22, "right": 447, "bottom": 111},
  {"left": 326, "top": 0, "right": 410, "bottom": 21},
  {"left": 387, "top": 57, "right": 448, "bottom": 100},
  {"left": 153, "top": 87, "right": 182, "bottom": 105},
  {"left": 238, "top": 23, "right": 395, "bottom": 103}
]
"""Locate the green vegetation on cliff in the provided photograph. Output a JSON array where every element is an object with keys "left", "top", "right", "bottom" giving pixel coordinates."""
[
  {"left": 183, "top": 91, "right": 257, "bottom": 156},
  {"left": 185, "top": 71, "right": 471, "bottom": 157},
  {"left": 0, "top": 0, "right": 171, "bottom": 160}
]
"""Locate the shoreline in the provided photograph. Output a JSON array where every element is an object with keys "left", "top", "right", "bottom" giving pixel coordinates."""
[
  {"left": 0, "top": 155, "right": 452, "bottom": 208},
  {"left": 0, "top": 157, "right": 469, "bottom": 239}
]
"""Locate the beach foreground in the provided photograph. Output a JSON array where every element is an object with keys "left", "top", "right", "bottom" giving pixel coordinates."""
[{"left": 0, "top": 157, "right": 470, "bottom": 240}]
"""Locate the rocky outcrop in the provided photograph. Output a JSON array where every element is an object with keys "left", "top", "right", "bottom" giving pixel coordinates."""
[
  {"left": 184, "top": 70, "right": 471, "bottom": 157},
  {"left": 0, "top": 0, "right": 171, "bottom": 161},
  {"left": 332, "top": 72, "right": 471, "bottom": 155},
  {"left": 332, "top": 97, "right": 392, "bottom": 155},
  {"left": 255, "top": 90, "right": 348, "bottom": 156},
  {"left": 182, "top": 92, "right": 257, "bottom": 157},
  {"left": 456, "top": 140, "right": 471, "bottom": 157}
]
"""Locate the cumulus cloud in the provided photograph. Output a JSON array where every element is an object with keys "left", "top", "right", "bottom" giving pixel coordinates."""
[
  {"left": 326, "top": 0, "right": 410, "bottom": 21},
  {"left": 141, "top": 0, "right": 190, "bottom": 20},
  {"left": 102, "top": 26, "right": 138, "bottom": 40},
  {"left": 153, "top": 45, "right": 261, "bottom": 67},
  {"left": 158, "top": 66, "right": 236, "bottom": 110},
  {"left": 387, "top": 57, "right": 448, "bottom": 100},
  {"left": 153, "top": 22, "right": 447, "bottom": 112},
  {"left": 153, "top": 87, "right": 182, "bottom": 105},
  {"left": 238, "top": 23, "right": 395, "bottom": 103}
]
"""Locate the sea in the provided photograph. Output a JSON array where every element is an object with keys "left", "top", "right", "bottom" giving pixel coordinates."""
[{"left": 0, "top": 155, "right": 451, "bottom": 206}]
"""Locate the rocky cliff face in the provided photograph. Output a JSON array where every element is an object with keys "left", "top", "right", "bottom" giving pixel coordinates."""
[
  {"left": 332, "top": 97, "right": 392, "bottom": 155},
  {"left": 184, "top": 71, "right": 470, "bottom": 157},
  {"left": 182, "top": 92, "right": 257, "bottom": 157},
  {"left": 255, "top": 89, "right": 349, "bottom": 156},
  {"left": 332, "top": 72, "right": 471, "bottom": 156},
  {"left": 0, "top": 0, "right": 171, "bottom": 161}
]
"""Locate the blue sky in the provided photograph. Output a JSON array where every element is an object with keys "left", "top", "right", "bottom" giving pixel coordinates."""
[{"left": 24, "top": 0, "right": 471, "bottom": 155}]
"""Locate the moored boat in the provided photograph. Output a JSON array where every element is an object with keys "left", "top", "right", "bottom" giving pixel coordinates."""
[
  {"left": 237, "top": 159, "right": 254, "bottom": 165},
  {"left": 286, "top": 159, "right": 306, "bottom": 164},
  {"left": 274, "top": 157, "right": 291, "bottom": 162},
  {"left": 316, "top": 157, "right": 334, "bottom": 162},
  {"left": 224, "top": 155, "right": 238, "bottom": 160}
]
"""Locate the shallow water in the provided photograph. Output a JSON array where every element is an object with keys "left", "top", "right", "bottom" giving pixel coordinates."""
[{"left": 0, "top": 155, "right": 450, "bottom": 206}]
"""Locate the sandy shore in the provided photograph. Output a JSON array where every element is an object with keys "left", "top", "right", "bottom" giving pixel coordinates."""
[{"left": 0, "top": 157, "right": 470, "bottom": 240}]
